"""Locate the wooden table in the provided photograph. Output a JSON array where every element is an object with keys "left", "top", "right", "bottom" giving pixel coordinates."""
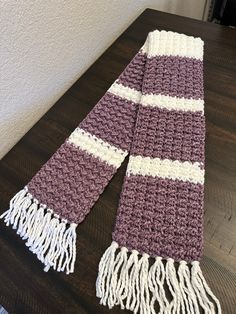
[{"left": 0, "top": 9, "right": 236, "bottom": 314}]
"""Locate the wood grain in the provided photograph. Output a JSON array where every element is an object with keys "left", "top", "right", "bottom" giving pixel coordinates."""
[{"left": 0, "top": 9, "right": 236, "bottom": 314}]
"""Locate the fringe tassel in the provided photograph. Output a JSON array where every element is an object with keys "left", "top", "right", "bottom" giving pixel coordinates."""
[
  {"left": 0, "top": 187, "right": 77, "bottom": 274},
  {"left": 96, "top": 241, "right": 221, "bottom": 314}
]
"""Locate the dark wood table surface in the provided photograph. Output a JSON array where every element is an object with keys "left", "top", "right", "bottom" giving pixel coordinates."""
[{"left": 0, "top": 8, "right": 236, "bottom": 314}]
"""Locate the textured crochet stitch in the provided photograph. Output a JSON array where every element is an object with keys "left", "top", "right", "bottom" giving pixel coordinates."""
[{"left": 1, "top": 30, "right": 221, "bottom": 313}]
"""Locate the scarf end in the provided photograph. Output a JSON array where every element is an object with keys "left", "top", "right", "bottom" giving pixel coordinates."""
[
  {"left": 0, "top": 187, "right": 77, "bottom": 274},
  {"left": 96, "top": 241, "right": 221, "bottom": 314}
]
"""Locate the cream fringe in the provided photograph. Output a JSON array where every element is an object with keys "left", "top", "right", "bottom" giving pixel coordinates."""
[
  {"left": 96, "top": 241, "right": 221, "bottom": 314},
  {"left": 0, "top": 187, "right": 77, "bottom": 274}
]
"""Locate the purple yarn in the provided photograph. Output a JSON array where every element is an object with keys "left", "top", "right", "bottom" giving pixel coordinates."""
[
  {"left": 80, "top": 92, "right": 138, "bottom": 151},
  {"left": 118, "top": 53, "right": 203, "bottom": 100},
  {"left": 28, "top": 142, "right": 116, "bottom": 223},
  {"left": 131, "top": 105, "right": 205, "bottom": 164},
  {"left": 27, "top": 31, "right": 205, "bottom": 263},
  {"left": 112, "top": 175, "right": 204, "bottom": 262},
  {"left": 142, "top": 55, "right": 204, "bottom": 99}
]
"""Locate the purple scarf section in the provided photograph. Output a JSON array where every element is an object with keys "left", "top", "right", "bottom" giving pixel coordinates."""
[{"left": 1, "top": 30, "right": 221, "bottom": 313}]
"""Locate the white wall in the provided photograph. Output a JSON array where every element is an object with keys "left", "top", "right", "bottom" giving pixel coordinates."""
[{"left": 0, "top": 0, "right": 205, "bottom": 159}]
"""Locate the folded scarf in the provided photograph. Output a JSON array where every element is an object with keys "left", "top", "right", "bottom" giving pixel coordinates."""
[{"left": 1, "top": 30, "right": 221, "bottom": 313}]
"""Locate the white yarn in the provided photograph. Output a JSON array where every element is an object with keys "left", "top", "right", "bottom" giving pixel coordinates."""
[
  {"left": 191, "top": 261, "right": 222, "bottom": 314},
  {"left": 178, "top": 260, "right": 200, "bottom": 314},
  {"left": 127, "top": 155, "right": 204, "bottom": 185},
  {"left": 0, "top": 188, "right": 77, "bottom": 274},
  {"left": 148, "top": 257, "right": 169, "bottom": 314},
  {"left": 139, "top": 253, "right": 151, "bottom": 314},
  {"left": 1, "top": 189, "right": 26, "bottom": 224},
  {"left": 96, "top": 241, "right": 222, "bottom": 314},
  {"left": 165, "top": 258, "right": 181, "bottom": 313},
  {"left": 68, "top": 127, "right": 128, "bottom": 168},
  {"left": 109, "top": 247, "right": 127, "bottom": 306},
  {"left": 19, "top": 202, "right": 38, "bottom": 239},
  {"left": 109, "top": 82, "right": 204, "bottom": 113},
  {"left": 26, "top": 205, "right": 47, "bottom": 247},
  {"left": 96, "top": 241, "right": 118, "bottom": 305},
  {"left": 126, "top": 250, "right": 140, "bottom": 311},
  {"left": 22, "top": 201, "right": 39, "bottom": 240},
  {"left": 141, "top": 30, "right": 204, "bottom": 60},
  {"left": 115, "top": 248, "right": 135, "bottom": 308}
]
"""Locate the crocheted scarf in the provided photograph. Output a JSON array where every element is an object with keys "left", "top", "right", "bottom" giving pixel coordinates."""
[{"left": 1, "top": 30, "right": 221, "bottom": 313}]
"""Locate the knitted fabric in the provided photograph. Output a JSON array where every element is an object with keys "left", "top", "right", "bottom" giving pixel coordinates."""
[{"left": 1, "top": 30, "right": 221, "bottom": 313}]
